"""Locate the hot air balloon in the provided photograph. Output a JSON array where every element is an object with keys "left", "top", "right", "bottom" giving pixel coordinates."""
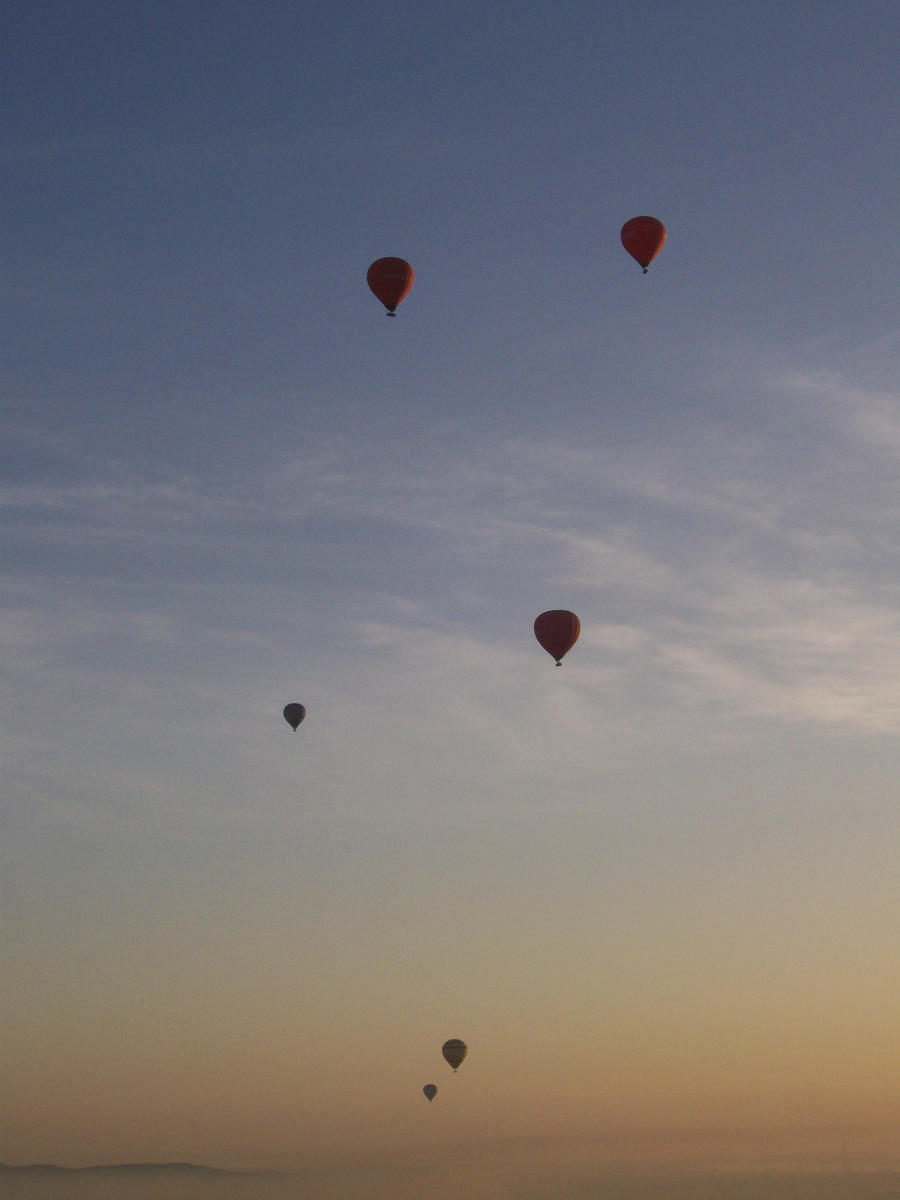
[
  {"left": 442, "top": 1039, "right": 467, "bottom": 1072},
  {"left": 534, "top": 610, "right": 580, "bottom": 666},
  {"left": 367, "top": 257, "right": 414, "bottom": 315},
  {"left": 423, "top": 1084, "right": 437, "bottom": 1102},
  {"left": 620, "top": 216, "right": 666, "bottom": 273},
  {"left": 283, "top": 703, "right": 306, "bottom": 731}
]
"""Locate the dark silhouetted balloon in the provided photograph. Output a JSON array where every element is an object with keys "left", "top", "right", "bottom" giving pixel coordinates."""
[
  {"left": 620, "top": 216, "right": 666, "bottom": 273},
  {"left": 442, "top": 1039, "right": 467, "bottom": 1072},
  {"left": 423, "top": 1084, "right": 437, "bottom": 1102},
  {"left": 367, "top": 257, "right": 414, "bottom": 315},
  {"left": 534, "top": 610, "right": 581, "bottom": 665},
  {"left": 283, "top": 703, "right": 306, "bottom": 731}
]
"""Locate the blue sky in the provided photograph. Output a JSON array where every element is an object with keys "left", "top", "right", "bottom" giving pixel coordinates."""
[{"left": 3, "top": 0, "right": 900, "bottom": 1178}]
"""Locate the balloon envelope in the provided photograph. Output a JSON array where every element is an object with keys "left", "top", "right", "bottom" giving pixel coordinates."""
[
  {"left": 442, "top": 1039, "right": 467, "bottom": 1071},
  {"left": 367, "top": 257, "right": 414, "bottom": 314},
  {"left": 620, "top": 216, "right": 666, "bottom": 272},
  {"left": 283, "top": 703, "right": 306, "bottom": 731},
  {"left": 423, "top": 1084, "right": 437, "bottom": 1102},
  {"left": 534, "top": 610, "right": 581, "bottom": 665}
]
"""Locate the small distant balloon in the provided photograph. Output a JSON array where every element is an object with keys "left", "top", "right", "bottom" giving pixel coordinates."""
[
  {"left": 442, "top": 1039, "right": 467, "bottom": 1072},
  {"left": 283, "top": 703, "right": 306, "bottom": 731},
  {"left": 534, "top": 610, "right": 581, "bottom": 665},
  {"left": 423, "top": 1084, "right": 437, "bottom": 1102},
  {"left": 620, "top": 216, "right": 666, "bottom": 273},
  {"left": 367, "top": 257, "right": 414, "bottom": 315}
]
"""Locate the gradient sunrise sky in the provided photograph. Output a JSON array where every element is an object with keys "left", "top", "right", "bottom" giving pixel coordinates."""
[{"left": 3, "top": 0, "right": 900, "bottom": 1183}]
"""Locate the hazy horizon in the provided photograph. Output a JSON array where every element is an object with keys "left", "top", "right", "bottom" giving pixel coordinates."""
[{"left": 3, "top": 1154, "right": 900, "bottom": 1200}]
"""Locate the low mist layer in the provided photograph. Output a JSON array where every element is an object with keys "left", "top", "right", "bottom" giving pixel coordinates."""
[{"left": 2, "top": 1161, "right": 898, "bottom": 1200}]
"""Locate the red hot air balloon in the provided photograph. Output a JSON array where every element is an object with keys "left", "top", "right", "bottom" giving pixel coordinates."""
[
  {"left": 367, "top": 257, "right": 414, "bottom": 315},
  {"left": 620, "top": 216, "right": 666, "bottom": 273},
  {"left": 534, "top": 610, "right": 580, "bottom": 665}
]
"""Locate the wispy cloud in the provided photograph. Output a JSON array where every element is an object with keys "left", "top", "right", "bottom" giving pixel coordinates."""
[{"left": 5, "top": 353, "right": 900, "bottom": 736}]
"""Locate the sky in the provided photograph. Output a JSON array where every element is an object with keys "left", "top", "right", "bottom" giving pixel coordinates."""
[{"left": 3, "top": 0, "right": 900, "bottom": 1189}]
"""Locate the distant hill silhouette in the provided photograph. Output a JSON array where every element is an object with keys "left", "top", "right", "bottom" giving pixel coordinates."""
[{"left": 0, "top": 1163, "right": 282, "bottom": 1178}]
